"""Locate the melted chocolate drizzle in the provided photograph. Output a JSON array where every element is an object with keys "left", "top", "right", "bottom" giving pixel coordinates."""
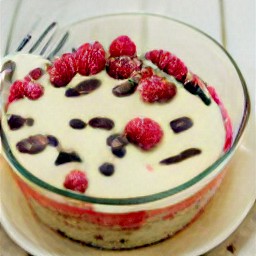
[{"left": 160, "top": 148, "right": 202, "bottom": 165}]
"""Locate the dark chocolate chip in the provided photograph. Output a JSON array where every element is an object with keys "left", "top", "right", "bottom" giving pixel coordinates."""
[
  {"left": 16, "top": 135, "right": 48, "bottom": 154},
  {"left": 99, "top": 163, "right": 115, "bottom": 176},
  {"left": 184, "top": 79, "right": 211, "bottom": 106},
  {"left": 184, "top": 80, "right": 200, "bottom": 95},
  {"left": 7, "top": 115, "right": 26, "bottom": 130},
  {"left": 26, "top": 118, "right": 34, "bottom": 126},
  {"left": 107, "top": 134, "right": 121, "bottom": 146},
  {"left": 107, "top": 134, "right": 129, "bottom": 148},
  {"left": 160, "top": 148, "right": 202, "bottom": 165},
  {"left": 69, "top": 119, "right": 86, "bottom": 129},
  {"left": 170, "top": 117, "right": 193, "bottom": 133},
  {"left": 55, "top": 151, "right": 82, "bottom": 166},
  {"left": 112, "top": 79, "right": 138, "bottom": 97},
  {"left": 89, "top": 117, "right": 114, "bottom": 130},
  {"left": 76, "top": 78, "right": 101, "bottom": 94},
  {"left": 65, "top": 79, "right": 101, "bottom": 97},
  {"left": 65, "top": 88, "right": 80, "bottom": 97},
  {"left": 47, "top": 135, "right": 59, "bottom": 147},
  {"left": 120, "top": 239, "right": 127, "bottom": 244},
  {"left": 111, "top": 147, "right": 126, "bottom": 158}
]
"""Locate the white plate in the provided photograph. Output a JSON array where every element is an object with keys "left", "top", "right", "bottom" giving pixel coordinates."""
[{"left": 0, "top": 122, "right": 255, "bottom": 256}]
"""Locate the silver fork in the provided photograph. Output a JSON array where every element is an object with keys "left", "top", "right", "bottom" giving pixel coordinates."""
[
  {"left": 1, "top": 21, "right": 69, "bottom": 80},
  {"left": 0, "top": 22, "right": 69, "bottom": 106},
  {"left": 15, "top": 21, "right": 69, "bottom": 60}
]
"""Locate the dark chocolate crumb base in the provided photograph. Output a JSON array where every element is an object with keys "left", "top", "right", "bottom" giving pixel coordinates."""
[{"left": 54, "top": 228, "right": 179, "bottom": 251}]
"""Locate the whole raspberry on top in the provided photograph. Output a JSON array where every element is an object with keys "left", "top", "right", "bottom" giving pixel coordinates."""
[
  {"left": 109, "top": 35, "right": 137, "bottom": 57},
  {"left": 145, "top": 50, "right": 188, "bottom": 82},
  {"left": 64, "top": 170, "right": 88, "bottom": 193},
  {"left": 23, "top": 80, "right": 44, "bottom": 100},
  {"left": 106, "top": 56, "right": 142, "bottom": 79},
  {"left": 138, "top": 75, "right": 177, "bottom": 103},
  {"left": 29, "top": 67, "right": 43, "bottom": 80},
  {"left": 76, "top": 41, "right": 106, "bottom": 76},
  {"left": 47, "top": 53, "right": 77, "bottom": 87},
  {"left": 7, "top": 79, "right": 44, "bottom": 104},
  {"left": 8, "top": 80, "right": 25, "bottom": 104},
  {"left": 124, "top": 117, "right": 163, "bottom": 150}
]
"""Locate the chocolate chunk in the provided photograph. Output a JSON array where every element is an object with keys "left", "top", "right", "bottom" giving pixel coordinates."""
[
  {"left": 170, "top": 117, "right": 193, "bottom": 133},
  {"left": 16, "top": 135, "right": 48, "bottom": 154},
  {"left": 107, "top": 134, "right": 128, "bottom": 158},
  {"left": 111, "top": 147, "right": 126, "bottom": 158},
  {"left": 55, "top": 151, "right": 82, "bottom": 166},
  {"left": 89, "top": 117, "right": 114, "bottom": 130},
  {"left": 99, "top": 163, "right": 115, "bottom": 176},
  {"left": 160, "top": 148, "right": 201, "bottom": 165},
  {"left": 112, "top": 79, "right": 138, "bottom": 97},
  {"left": 69, "top": 119, "right": 86, "bottom": 129},
  {"left": 65, "top": 88, "right": 80, "bottom": 97},
  {"left": 106, "top": 134, "right": 129, "bottom": 148},
  {"left": 107, "top": 134, "right": 120, "bottom": 146},
  {"left": 76, "top": 78, "right": 101, "bottom": 94},
  {"left": 184, "top": 79, "right": 211, "bottom": 106},
  {"left": 47, "top": 135, "right": 59, "bottom": 147},
  {"left": 26, "top": 118, "right": 34, "bottom": 126},
  {"left": 7, "top": 115, "right": 26, "bottom": 130},
  {"left": 65, "top": 79, "right": 101, "bottom": 97}
]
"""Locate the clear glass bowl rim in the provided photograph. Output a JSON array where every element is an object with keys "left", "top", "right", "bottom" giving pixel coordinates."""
[{"left": 0, "top": 12, "right": 251, "bottom": 205}]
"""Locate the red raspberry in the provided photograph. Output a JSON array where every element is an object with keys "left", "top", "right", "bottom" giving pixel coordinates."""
[
  {"left": 138, "top": 75, "right": 177, "bottom": 103},
  {"left": 140, "top": 66, "right": 154, "bottom": 79},
  {"left": 76, "top": 41, "right": 106, "bottom": 76},
  {"left": 23, "top": 80, "right": 44, "bottom": 100},
  {"left": 8, "top": 80, "right": 25, "bottom": 104},
  {"left": 64, "top": 170, "right": 88, "bottom": 193},
  {"left": 145, "top": 50, "right": 188, "bottom": 82},
  {"left": 109, "top": 35, "right": 136, "bottom": 57},
  {"left": 106, "top": 56, "right": 142, "bottom": 79},
  {"left": 29, "top": 67, "right": 43, "bottom": 80},
  {"left": 124, "top": 117, "right": 163, "bottom": 150},
  {"left": 47, "top": 53, "right": 77, "bottom": 87}
]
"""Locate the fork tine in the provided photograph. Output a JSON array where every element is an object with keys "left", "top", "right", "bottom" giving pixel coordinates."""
[
  {"left": 47, "top": 31, "right": 70, "bottom": 60},
  {"left": 16, "top": 34, "right": 32, "bottom": 51},
  {"left": 39, "top": 33, "right": 55, "bottom": 56},
  {"left": 28, "top": 22, "right": 57, "bottom": 54}
]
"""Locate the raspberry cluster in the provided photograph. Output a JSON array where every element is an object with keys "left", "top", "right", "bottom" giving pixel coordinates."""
[
  {"left": 106, "top": 35, "right": 142, "bottom": 79},
  {"left": 145, "top": 49, "right": 188, "bottom": 82},
  {"left": 8, "top": 76, "right": 44, "bottom": 104},
  {"left": 48, "top": 42, "right": 106, "bottom": 87}
]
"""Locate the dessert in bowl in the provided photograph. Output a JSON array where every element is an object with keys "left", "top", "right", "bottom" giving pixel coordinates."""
[{"left": 0, "top": 14, "right": 250, "bottom": 250}]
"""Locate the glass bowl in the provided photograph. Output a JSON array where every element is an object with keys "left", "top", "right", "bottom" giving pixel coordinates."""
[{"left": 0, "top": 13, "right": 250, "bottom": 250}]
